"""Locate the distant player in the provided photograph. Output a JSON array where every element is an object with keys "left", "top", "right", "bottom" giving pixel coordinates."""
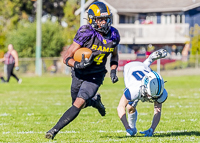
[
  {"left": 117, "top": 49, "right": 168, "bottom": 137},
  {"left": 45, "top": 1, "right": 120, "bottom": 140},
  {"left": 0, "top": 44, "right": 22, "bottom": 83}
]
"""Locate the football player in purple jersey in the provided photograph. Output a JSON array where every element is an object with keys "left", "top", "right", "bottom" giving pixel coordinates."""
[{"left": 46, "top": 1, "right": 120, "bottom": 140}]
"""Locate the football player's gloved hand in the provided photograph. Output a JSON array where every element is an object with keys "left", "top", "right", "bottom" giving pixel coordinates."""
[
  {"left": 74, "top": 54, "right": 94, "bottom": 69},
  {"left": 110, "top": 69, "right": 118, "bottom": 83},
  {"left": 15, "top": 66, "right": 19, "bottom": 71},
  {"left": 140, "top": 128, "right": 154, "bottom": 137}
]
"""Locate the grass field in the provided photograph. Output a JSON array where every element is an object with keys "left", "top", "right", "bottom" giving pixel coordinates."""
[{"left": 0, "top": 74, "right": 200, "bottom": 142}]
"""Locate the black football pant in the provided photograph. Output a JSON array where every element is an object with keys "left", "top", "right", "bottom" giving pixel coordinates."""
[
  {"left": 71, "top": 74, "right": 100, "bottom": 106},
  {"left": 70, "top": 70, "right": 106, "bottom": 106},
  {"left": 6, "top": 63, "right": 19, "bottom": 82}
]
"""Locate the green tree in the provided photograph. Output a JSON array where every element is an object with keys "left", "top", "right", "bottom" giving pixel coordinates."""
[
  {"left": 5, "top": 20, "right": 65, "bottom": 57},
  {"left": 62, "top": 0, "right": 80, "bottom": 46},
  {"left": 0, "top": 0, "right": 33, "bottom": 54},
  {"left": 190, "top": 24, "right": 200, "bottom": 55}
]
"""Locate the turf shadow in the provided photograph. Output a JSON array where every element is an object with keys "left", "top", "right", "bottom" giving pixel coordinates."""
[
  {"left": 101, "top": 131, "right": 200, "bottom": 139},
  {"left": 154, "top": 131, "right": 200, "bottom": 137}
]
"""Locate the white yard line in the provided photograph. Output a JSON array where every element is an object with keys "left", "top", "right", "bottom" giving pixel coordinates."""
[{"left": 2, "top": 130, "right": 197, "bottom": 135}]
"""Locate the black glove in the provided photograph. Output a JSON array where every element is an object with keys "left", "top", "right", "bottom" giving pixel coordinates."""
[
  {"left": 74, "top": 54, "right": 94, "bottom": 69},
  {"left": 110, "top": 69, "right": 118, "bottom": 83}
]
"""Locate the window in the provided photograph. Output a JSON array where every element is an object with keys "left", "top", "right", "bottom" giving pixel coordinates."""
[
  {"left": 119, "top": 15, "right": 125, "bottom": 23},
  {"left": 119, "top": 15, "right": 136, "bottom": 24}
]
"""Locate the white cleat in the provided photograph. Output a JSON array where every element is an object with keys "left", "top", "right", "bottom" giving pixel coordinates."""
[
  {"left": 18, "top": 79, "right": 22, "bottom": 84},
  {"left": 150, "top": 49, "right": 167, "bottom": 60}
]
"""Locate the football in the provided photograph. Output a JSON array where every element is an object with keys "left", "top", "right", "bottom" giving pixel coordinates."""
[{"left": 74, "top": 48, "right": 92, "bottom": 62}]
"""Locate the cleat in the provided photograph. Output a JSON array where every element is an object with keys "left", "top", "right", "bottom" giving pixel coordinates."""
[
  {"left": 45, "top": 128, "right": 58, "bottom": 140},
  {"left": 18, "top": 79, "right": 22, "bottom": 84},
  {"left": 93, "top": 94, "right": 106, "bottom": 116},
  {"left": 126, "top": 128, "right": 137, "bottom": 136},
  {"left": 0, "top": 77, "right": 5, "bottom": 83},
  {"left": 150, "top": 49, "right": 167, "bottom": 61}
]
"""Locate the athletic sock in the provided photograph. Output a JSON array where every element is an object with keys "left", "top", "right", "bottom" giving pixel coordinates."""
[
  {"left": 128, "top": 110, "right": 137, "bottom": 129},
  {"left": 53, "top": 105, "right": 81, "bottom": 131},
  {"left": 143, "top": 57, "right": 153, "bottom": 67},
  {"left": 120, "top": 114, "right": 131, "bottom": 130}
]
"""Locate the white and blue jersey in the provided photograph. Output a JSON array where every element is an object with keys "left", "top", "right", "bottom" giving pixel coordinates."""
[{"left": 123, "top": 62, "right": 152, "bottom": 102}]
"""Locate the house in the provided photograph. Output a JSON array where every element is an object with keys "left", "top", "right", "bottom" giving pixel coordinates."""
[{"left": 75, "top": 0, "right": 200, "bottom": 58}]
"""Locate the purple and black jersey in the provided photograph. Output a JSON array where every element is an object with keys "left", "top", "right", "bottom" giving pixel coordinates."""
[{"left": 73, "top": 24, "right": 120, "bottom": 75}]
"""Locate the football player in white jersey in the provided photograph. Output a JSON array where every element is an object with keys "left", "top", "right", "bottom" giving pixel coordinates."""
[{"left": 117, "top": 49, "right": 168, "bottom": 137}]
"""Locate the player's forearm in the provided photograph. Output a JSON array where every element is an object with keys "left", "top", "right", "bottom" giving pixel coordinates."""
[
  {"left": 151, "top": 103, "right": 162, "bottom": 131},
  {"left": 63, "top": 42, "right": 80, "bottom": 66},
  {"left": 110, "top": 64, "right": 117, "bottom": 70},
  {"left": 110, "top": 57, "right": 118, "bottom": 70},
  {"left": 14, "top": 57, "right": 19, "bottom": 67},
  {"left": 12, "top": 51, "right": 19, "bottom": 66},
  {"left": 110, "top": 48, "right": 118, "bottom": 70},
  {"left": 15, "top": 62, "right": 18, "bottom": 67},
  {"left": 0, "top": 57, "right": 5, "bottom": 62},
  {"left": 150, "top": 112, "right": 161, "bottom": 131}
]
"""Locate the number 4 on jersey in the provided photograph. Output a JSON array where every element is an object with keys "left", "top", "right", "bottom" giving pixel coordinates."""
[{"left": 94, "top": 54, "right": 105, "bottom": 65}]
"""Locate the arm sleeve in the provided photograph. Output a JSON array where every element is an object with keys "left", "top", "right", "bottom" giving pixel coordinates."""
[
  {"left": 73, "top": 25, "right": 93, "bottom": 46},
  {"left": 111, "top": 27, "right": 120, "bottom": 47},
  {"left": 124, "top": 88, "right": 131, "bottom": 101}
]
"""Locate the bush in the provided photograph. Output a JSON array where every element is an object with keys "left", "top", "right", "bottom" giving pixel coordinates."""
[{"left": 5, "top": 20, "right": 65, "bottom": 58}]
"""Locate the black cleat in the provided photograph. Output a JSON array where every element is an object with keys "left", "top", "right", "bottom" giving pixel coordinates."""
[
  {"left": 94, "top": 94, "right": 106, "bottom": 116},
  {"left": 0, "top": 77, "right": 5, "bottom": 83},
  {"left": 45, "top": 128, "right": 58, "bottom": 140}
]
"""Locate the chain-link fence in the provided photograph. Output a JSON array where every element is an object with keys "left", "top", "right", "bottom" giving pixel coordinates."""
[{"left": 0, "top": 57, "right": 71, "bottom": 76}]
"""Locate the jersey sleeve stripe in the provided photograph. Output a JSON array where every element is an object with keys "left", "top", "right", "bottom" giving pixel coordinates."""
[{"left": 124, "top": 88, "right": 131, "bottom": 101}]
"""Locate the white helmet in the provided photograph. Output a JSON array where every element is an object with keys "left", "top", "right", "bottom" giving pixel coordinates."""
[{"left": 141, "top": 71, "right": 164, "bottom": 98}]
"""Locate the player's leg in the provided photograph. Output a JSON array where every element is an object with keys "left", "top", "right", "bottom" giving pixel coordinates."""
[
  {"left": 45, "top": 97, "right": 84, "bottom": 140},
  {"left": 45, "top": 80, "right": 99, "bottom": 140},
  {"left": 84, "top": 73, "right": 106, "bottom": 116},
  {"left": 143, "top": 49, "right": 167, "bottom": 67},
  {"left": 71, "top": 73, "right": 82, "bottom": 105},
  {"left": 7, "top": 63, "right": 19, "bottom": 82},
  {"left": 126, "top": 100, "right": 138, "bottom": 136},
  {"left": 10, "top": 67, "right": 19, "bottom": 82},
  {"left": 117, "top": 94, "right": 136, "bottom": 136},
  {"left": 6, "top": 64, "right": 12, "bottom": 82},
  {"left": 45, "top": 75, "right": 84, "bottom": 140}
]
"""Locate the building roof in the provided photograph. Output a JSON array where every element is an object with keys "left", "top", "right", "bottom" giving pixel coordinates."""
[
  {"left": 75, "top": 0, "right": 200, "bottom": 15},
  {"left": 104, "top": 0, "right": 200, "bottom": 13}
]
